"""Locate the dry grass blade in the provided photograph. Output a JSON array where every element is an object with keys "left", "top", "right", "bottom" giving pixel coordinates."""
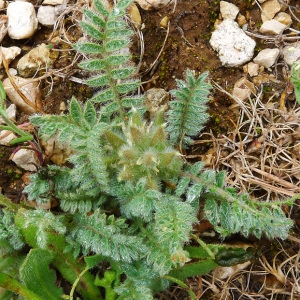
[
  {"left": 2, "top": 53, "right": 45, "bottom": 114},
  {"left": 201, "top": 82, "right": 300, "bottom": 200}
]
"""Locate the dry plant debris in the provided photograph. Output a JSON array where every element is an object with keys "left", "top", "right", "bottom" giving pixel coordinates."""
[{"left": 200, "top": 83, "right": 300, "bottom": 199}]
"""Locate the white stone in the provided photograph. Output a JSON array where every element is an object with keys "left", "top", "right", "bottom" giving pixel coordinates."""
[
  {"left": 8, "top": 68, "right": 17, "bottom": 76},
  {"left": 135, "top": 0, "right": 171, "bottom": 10},
  {"left": 259, "top": 19, "right": 287, "bottom": 35},
  {"left": 261, "top": 0, "right": 281, "bottom": 22},
  {"left": 0, "top": 46, "right": 21, "bottom": 68},
  {"left": 55, "top": 4, "right": 67, "bottom": 15},
  {"left": 11, "top": 148, "right": 40, "bottom": 171},
  {"left": 232, "top": 77, "right": 256, "bottom": 101},
  {"left": 244, "top": 62, "right": 259, "bottom": 77},
  {"left": 0, "top": 104, "right": 16, "bottom": 124},
  {"left": 7, "top": 2, "right": 38, "bottom": 39},
  {"left": 0, "top": 130, "right": 17, "bottom": 145},
  {"left": 274, "top": 12, "right": 292, "bottom": 27},
  {"left": 220, "top": 1, "right": 239, "bottom": 20},
  {"left": 3, "top": 76, "right": 42, "bottom": 114},
  {"left": 232, "top": 87, "right": 251, "bottom": 101},
  {"left": 253, "top": 48, "right": 279, "bottom": 68},
  {"left": 214, "top": 261, "right": 251, "bottom": 280},
  {"left": 43, "top": 0, "right": 66, "bottom": 5},
  {"left": 282, "top": 42, "right": 300, "bottom": 66},
  {"left": 0, "top": 0, "right": 6, "bottom": 9},
  {"left": 17, "top": 43, "right": 55, "bottom": 77},
  {"left": 37, "top": 5, "right": 60, "bottom": 27},
  {"left": 209, "top": 19, "right": 256, "bottom": 67}
]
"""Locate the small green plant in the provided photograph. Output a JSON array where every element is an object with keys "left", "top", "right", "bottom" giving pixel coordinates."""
[
  {"left": 0, "top": 0, "right": 297, "bottom": 299},
  {"left": 291, "top": 60, "right": 300, "bottom": 104}
]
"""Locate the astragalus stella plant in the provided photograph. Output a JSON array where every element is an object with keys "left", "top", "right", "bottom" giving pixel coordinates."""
[{"left": 0, "top": 0, "right": 296, "bottom": 299}]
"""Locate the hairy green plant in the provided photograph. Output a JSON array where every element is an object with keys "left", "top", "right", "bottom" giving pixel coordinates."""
[
  {"left": 0, "top": 0, "right": 297, "bottom": 299},
  {"left": 166, "top": 70, "right": 210, "bottom": 148},
  {"left": 291, "top": 60, "right": 300, "bottom": 104}
]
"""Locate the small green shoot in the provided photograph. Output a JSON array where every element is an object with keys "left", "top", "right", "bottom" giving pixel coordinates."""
[{"left": 0, "top": 81, "right": 33, "bottom": 144}]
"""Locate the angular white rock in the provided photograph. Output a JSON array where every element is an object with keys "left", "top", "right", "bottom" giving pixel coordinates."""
[
  {"left": 37, "top": 5, "right": 60, "bottom": 27},
  {"left": 209, "top": 19, "right": 256, "bottom": 67},
  {"left": 3, "top": 76, "right": 43, "bottom": 114},
  {"left": 220, "top": 1, "right": 239, "bottom": 20},
  {"left": 0, "top": 130, "right": 17, "bottom": 146},
  {"left": 253, "top": 48, "right": 279, "bottom": 68},
  {"left": 282, "top": 42, "right": 300, "bottom": 66},
  {"left": 12, "top": 148, "right": 40, "bottom": 171},
  {"left": 0, "top": 104, "right": 16, "bottom": 124},
  {"left": 7, "top": 2, "right": 38, "bottom": 39},
  {"left": 259, "top": 19, "right": 288, "bottom": 35},
  {"left": 244, "top": 62, "right": 259, "bottom": 77},
  {"left": 17, "top": 43, "right": 55, "bottom": 77},
  {"left": 0, "top": 46, "right": 21, "bottom": 68}
]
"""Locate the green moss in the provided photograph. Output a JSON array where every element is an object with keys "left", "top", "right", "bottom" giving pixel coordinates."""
[
  {"left": 263, "top": 86, "right": 272, "bottom": 93},
  {"left": 204, "top": 34, "right": 210, "bottom": 41},
  {"left": 6, "top": 168, "right": 21, "bottom": 179}
]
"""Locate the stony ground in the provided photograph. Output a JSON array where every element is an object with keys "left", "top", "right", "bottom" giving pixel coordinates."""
[{"left": 1, "top": 0, "right": 300, "bottom": 299}]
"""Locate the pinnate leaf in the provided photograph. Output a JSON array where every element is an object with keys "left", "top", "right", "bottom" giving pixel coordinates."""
[
  {"left": 81, "top": 22, "right": 103, "bottom": 40},
  {"left": 73, "top": 42, "right": 103, "bottom": 54}
]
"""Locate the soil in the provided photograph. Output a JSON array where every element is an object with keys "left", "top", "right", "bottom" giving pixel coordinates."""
[
  {"left": 1, "top": 0, "right": 300, "bottom": 298},
  {"left": 0, "top": 0, "right": 255, "bottom": 199}
]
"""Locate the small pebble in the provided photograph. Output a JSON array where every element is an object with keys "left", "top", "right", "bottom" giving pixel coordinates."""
[{"left": 59, "top": 101, "right": 66, "bottom": 111}]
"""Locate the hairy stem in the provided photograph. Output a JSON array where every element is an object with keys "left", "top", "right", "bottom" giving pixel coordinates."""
[{"left": 0, "top": 193, "right": 19, "bottom": 212}]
